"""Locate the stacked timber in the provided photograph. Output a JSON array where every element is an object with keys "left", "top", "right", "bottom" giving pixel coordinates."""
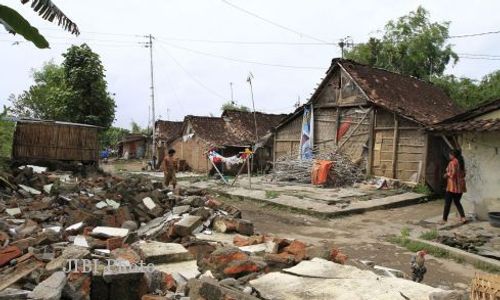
[{"left": 272, "top": 148, "right": 363, "bottom": 187}]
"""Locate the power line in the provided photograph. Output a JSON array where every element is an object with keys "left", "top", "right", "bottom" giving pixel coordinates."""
[
  {"left": 156, "top": 39, "right": 325, "bottom": 70},
  {"left": 155, "top": 43, "right": 228, "bottom": 101},
  {"left": 458, "top": 56, "right": 500, "bottom": 61},
  {"left": 220, "top": 0, "right": 330, "bottom": 44},
  {"left": 155, "top": 36, "right": 335, "bottom": 46},
  {"left": 457, "top": 53, "right": 500, "bottom": 58},
  {"left": 449, "top": 30, "right": 500, "bottom": 39}
]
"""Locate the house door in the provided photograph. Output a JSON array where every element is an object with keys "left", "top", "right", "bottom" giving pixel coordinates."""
[{"left": 425, "top": 135, "right": 451, "bottom": 193}]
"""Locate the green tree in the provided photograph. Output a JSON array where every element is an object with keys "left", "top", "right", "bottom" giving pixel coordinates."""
[
  {"left": 345, "top": 6, "right": 458, "bottom": 79},
  {"left": 9, "top": 62, "right": 71, "bottom": 120},
  {"left": 0, "top": 1, "right": 79, "bottom": 49},
  {"left": 221, "top": 101, "right": 250, "bottom": 112},
  {"left": 10, "top": 44, "right": 116, "bottom": 128},
  {"left": 0, "top": 106, "right": 15, "bottom": 159},
  {"left": 432, "top": 71, "right": 500, "bottom": 108},
  {"left": 99, "top": 127, "right": 130, "bottom": 148},
  {"left": 62, "top": 44, "right": 116, "bottom": 127}
]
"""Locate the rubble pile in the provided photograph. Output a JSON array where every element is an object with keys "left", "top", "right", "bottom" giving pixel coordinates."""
[
  {"left": 0, "top": 166, "right": 349, "bottom": 300},
  {"left": 272, "top": 150, "right": 364, "bottom": 187}
]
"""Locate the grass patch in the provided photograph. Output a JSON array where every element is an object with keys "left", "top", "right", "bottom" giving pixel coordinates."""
[
  {"left": 419, "top": 228, "right": 438, "bottom": 241},
  {"left": 413, "top": 183, "right": 432, "bottom": 195},
  {"left": 388, "top": 228, "right": 500, "bottom": 274},
  {"left": 265, "top": 190, "right": 280, "bottom": 199}
]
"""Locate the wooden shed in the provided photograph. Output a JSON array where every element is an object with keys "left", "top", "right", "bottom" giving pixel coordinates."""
[
  {"left": 274, "top": 58, "right": 462, "bottom": 189},
  {"left": 12, "top": 119, "right": 99, "bottom": 164}
]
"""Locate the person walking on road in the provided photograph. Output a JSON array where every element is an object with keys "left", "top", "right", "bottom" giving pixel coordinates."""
[
  {"left": 441, "top": 149, "right": 467, "bottom": 224},
  {"left": 162, "top": 149, "right": 178, "bottom": 190}
]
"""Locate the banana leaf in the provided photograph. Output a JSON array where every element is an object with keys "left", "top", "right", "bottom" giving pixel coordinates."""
[{"left": 0, "top": 4, "right": 49, "bottom": 49}]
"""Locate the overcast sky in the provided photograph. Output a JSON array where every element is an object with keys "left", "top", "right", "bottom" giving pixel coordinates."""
[{"left": 2, "top": 0, "right": 500, "bottom": 129}]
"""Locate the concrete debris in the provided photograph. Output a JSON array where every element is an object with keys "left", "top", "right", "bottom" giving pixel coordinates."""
[
  {"left": 91, "top": 226, "right": 129, "bottom": 238},
  {"left": 29, "top": 271, "right": 67, "bottom": 300},
  {"left": 0, "top": 166, "right": 450, "bottom": 299},
  {"left": 133, "top": 241, "right": 192, "bottom": 264}
]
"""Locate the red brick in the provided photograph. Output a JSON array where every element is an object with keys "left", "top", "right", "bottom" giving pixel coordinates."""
[
  {"left": 223, "top": 260, "right": 261, "bottom": 277},
  {"left": 283, "top": 240, "right": 307, "bottom": 262},
  {"left": 264, "top": 252, "right": 296, "bottom": 267},
  {"left": 142, "top": 295, "right": 166, "bottom": 300},
  {"left": 83, "top": 226, "right": 94, "bottom": 236},
  {"left": 0, "top": 246, "right": 22, "bottom": 267},
  {"left": 106, "top": 237, "right": 123, "bottom": 250},
  {"left": 115, "top": 206, "right": 133, "bottom": 226},
  {"left": 205, "top": 197, "right": 222, "bottom": 208},
  {"left": 102, "top": 215, "right": 118, "bottom": 227},
  {"left": 163, "top": 273, "right": 177, "bottom": 292},
  {"left": 329, "top": 248, "right": 348, "bottom": 264},
  {"left": 110, "top": 248, "right": 141, "bottom": 264}
]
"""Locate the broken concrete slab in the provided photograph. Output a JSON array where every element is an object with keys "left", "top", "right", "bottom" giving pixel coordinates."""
[
  {"left": 154, "top": 260, "right": 200, "bottom": 280},
  {"left": 43, "top": 184, "right": 53, "bottom": 194},
  {"left": 0, "top": 288, "right": 30, "bottom": 300},
  {"left": 172, "top": 205, "right": 191, "bottom": 215},
  {"left": 91, "top": 227, "right": 129, "bottom": 238},
  {"left": 134, "top": 241, "right": 192, "bottom": 264},
  {"left": 187, "top": 277, "right": 260, "bottom": 300},
  {"left": 46, "top": 246, "right": 90, "bottom": 272},
  {"left": 251, "top": 258, "right": 443, "bottom": 300},
  {"left": 142, "top": 197, "right": 156, "bottom": 210},
  {"left": 5, "top": 208, "right": 21, "bottom": 217},
  {"left": 29, "top": 271, "right": 67, "bottom": 300},
  {"left": 174, "top": 215, "right": 202, "bottom": 237},
  {"left": 283, "top": 257, "right": 374, "bottom": 279},
  {"left": 18, "top": 184, "right": 41, "bottom": 195}
]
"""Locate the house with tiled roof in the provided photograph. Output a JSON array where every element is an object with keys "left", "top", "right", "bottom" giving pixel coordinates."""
[
  {"left": 428, "top": 99, "right": 500, "bottom": 220},
  {"left": 170, "top": 111, "right": 286, "bottom": 173},
  {"left": 274, "top": 58, "right": 463, "bottom": 189}
]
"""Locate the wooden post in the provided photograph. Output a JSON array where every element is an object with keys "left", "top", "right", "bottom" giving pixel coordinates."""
[
  {"left": 419, "top": 133, "right": 429, "bottom": 184},
  {"left": 209, "top": 157, "right": 229, "bottom": 184},
  {"left": 391, "top": 113, "right": 399, "bottom": 179},
  {"left": 334, "top": 107, "right": 341, "bottom": 145},
  {"left": 231, "top": 157, "right": 248, "bottom": 186},
  {"left": 366, "top": 108, "right": 375, "bottom": 176},
  {"left": 338, "top": 108, "right": 371, "bottom": 150},
  {"left": 247, "top": 156, "right": 252, "bottom": 189}
]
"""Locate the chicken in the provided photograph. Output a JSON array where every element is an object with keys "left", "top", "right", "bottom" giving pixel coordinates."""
[{"left": 411, "top": 250, "right": 427, "bottom": 282}]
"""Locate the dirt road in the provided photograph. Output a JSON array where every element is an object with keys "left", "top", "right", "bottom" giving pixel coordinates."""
[{"left": 223, "top": 196, "right": 476, "bottom": 289}]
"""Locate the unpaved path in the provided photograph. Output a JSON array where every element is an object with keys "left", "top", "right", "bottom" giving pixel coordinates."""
[{"left": 224, "top": 197, "right": 476, "bottom": 290}]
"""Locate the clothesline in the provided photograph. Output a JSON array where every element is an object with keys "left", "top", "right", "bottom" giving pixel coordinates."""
[{"left": 207, "top": 149, "right": 253, "bottom": 168}]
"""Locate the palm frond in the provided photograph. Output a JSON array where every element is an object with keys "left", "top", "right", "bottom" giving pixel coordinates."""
[{"left": 21, "top": 0, "right": 79, "bottom": 35}]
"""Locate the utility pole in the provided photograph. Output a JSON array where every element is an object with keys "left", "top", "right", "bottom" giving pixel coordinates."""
[
  {"left": 246, "top": 73, "right": 258, "bottom": 143},
  {"left": 145, "top": 34, "right": 157, "bottom": 166},
  {"left": 229, "top": 82, "right": 235, "bottom": 104},
  {"left": 338, "top": 36, "right": 353, "bottom": 59}
]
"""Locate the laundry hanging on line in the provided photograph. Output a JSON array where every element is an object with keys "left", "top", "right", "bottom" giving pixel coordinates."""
[{"left": 208, "top": 149, "right": 252, "bottom": 168}]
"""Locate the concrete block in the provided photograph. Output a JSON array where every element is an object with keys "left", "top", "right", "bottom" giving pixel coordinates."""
[
  {"left": 91, "top": 226, "right": 129, "bottom": 238},
  {"left": 172, "top": 205, "right": 191, "bottom": 215},
  {"left": 174, "top": 215, "right": 202, "bottom": 237},
  {"left": 29, "top": 271, "right": 67, "bottom": 300},
  {"left": 134, "top": 241, "right": 192, "bottom": 264}
]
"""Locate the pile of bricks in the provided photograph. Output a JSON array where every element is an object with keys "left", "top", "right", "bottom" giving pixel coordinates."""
[{"left": 0, "top": 166, "right": 347, "bottom": 300}]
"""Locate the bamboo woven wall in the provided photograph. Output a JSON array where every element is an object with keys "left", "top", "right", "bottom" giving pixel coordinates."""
[
  {"left": 371, "top": 109, "right": 426, "bottom": 182},
  {"left": 12, "top": 121, "right": 99, "bottom": 162}
]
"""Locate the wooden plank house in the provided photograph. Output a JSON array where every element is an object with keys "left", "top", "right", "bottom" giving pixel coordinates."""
[{"left": 274, "top": 58, "right": 463, "bottom": 189}]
